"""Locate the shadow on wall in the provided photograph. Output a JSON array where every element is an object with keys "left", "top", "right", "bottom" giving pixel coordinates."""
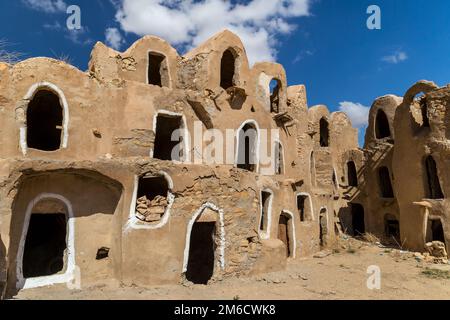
[
  {"left": 0, "top": 233, "right": 6, "bottom": 299},
  {"left": 6, "top": 169, "right": 123, "bottom": 298}
]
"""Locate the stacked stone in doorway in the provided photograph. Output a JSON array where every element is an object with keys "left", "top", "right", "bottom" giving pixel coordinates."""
[{"left": 136, "top": 195, "right": 168, "bottom": 223}]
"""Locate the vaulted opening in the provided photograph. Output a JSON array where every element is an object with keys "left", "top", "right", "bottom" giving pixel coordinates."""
[
  {"left": 347, "top": 161, "right": 358, "bottom": 187},
  {"left": 278, "top": 213, "right": 293, "bottom": 257},
  {"left": 320, "top": 118, "right": 329, "bottom": 147},
  {"left": 274, "top": 141, "right": 284, "bottom": 175},
  {"left": 350, "top": 203, "right": 365, "bottom": 236},
  {"left": 153, "top": 114, "right": 183, "bottom": 161},
  {"left": 26, "top": 90, "right": 63, "bottom": 151},
  {"left": 319, "top": 209, "right": 328, "bottom": 247},
  {"left": 23, "top": 213, "right": 67, "bottom": 278},
  {"left": 186, "top": 222, "right": 216, "bottom": 284},
  {"left": 425, "top": 155, "right": 444, "bottom": 199},
  {"left": 270, "top": 78, "right": 281, "bottom": 113},
  {"left": 375, "top": 109, "right": 391, "bottom": 139},
  {"left": 220, "top": 49, "right": 237, "bottom": 90},
  {"left": 384, "top": 214, "right": 400, "bottom": 242},
  {"left": 237, "top": 123, "right": 258, "bottom": 172},
  {"left": 426, "top": 218, "right": 445, "bottom": 244},
  {"left": 259, "top": 191, "right": 271, "bottom": 232},
  {"left": 135, "top": 175, "right": 169, "bottom": 223},
  {"left": 379, "top": 166, "right": 394, "bottom": 198}
]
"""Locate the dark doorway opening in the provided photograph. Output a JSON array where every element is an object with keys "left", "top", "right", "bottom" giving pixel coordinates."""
[
  {"left": 269, "top": 79, "right": 281, "bottom": 113},
  {"left": 379, "top": 166, "right": 394, "bottom": 198},
  {"left": 384, "top": 214, "right": 400, "bottom": 242},
  {"left": 319, "top": 209, "right": 328, "bottom": 247},
  {"left": 278, "top": 213, "right": 292, "bottom": 257},
  {"left": 375, "top": 110, "right": 391, "bottom": 139},
  {"left": 260, "top": 191, "right": 271, "bottom": 231},
  {"left": 27, "top": 90, "right": 63, "bottom": 151},
  {"left": 220, "top": 49, "right": 236, "bottom": 90},
  {"left": 320, "top": 118, "right": 329, "bottom": 147},
  {"left": 425, "top": 155, "right": 444, "bottom": 199},
  {"left": 427, "top": 219, "right": 445, "bottom": 243},
  {"left": 186, "top": 222, "right": 216, "bottom": 284},
  {"left": 23, "top": 213, "right": 67, "bottom": 278},
  {"left": 237, "top": 123, "right": 257, "bottom": 172},
  {"left": 153, "top": 114, "right": 183, "bottom": 161},
  {"left": 148, "top": 52, "right": 166, "bottom": 87},
  {"left": 351, "top": 203, "right": 365, "bottom": 236},
  {"left": 347, "top": 161, "right": 358, "bottom": 187}
]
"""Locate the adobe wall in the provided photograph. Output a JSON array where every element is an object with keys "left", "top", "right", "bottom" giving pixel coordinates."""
[{"left": 0, "top": 30, "right": 360, "bottom": 297}]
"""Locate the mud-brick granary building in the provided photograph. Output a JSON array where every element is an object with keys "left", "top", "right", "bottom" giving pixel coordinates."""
[{"left": 0, "top": 29, "right": 448, "bottom": 299}]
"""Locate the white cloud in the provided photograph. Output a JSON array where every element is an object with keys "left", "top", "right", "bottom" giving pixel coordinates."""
[
  {"left": 43, "top": 21, "right": 63, "bottom": 30},
  {"left": 22, "top": 0, "right": 67, "bottom": 13},
  {"left": 338, "top": 101, "right": 370, "bottom": 128},
  {"left": 105, "top": 27, "right": 125, "bottom": 50},
  {"left": 65, "top": 26, "right": 93, "bottom": 46},
  {"left": 112, "top": 0, "right": 311, "bottom": 65},
  {"left": 382, "top": 51, "right": 408, "bottom": 64}
]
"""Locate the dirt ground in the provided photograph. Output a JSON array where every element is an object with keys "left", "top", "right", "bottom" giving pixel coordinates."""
[{"left": 13, "top": 239, "right": 450, "bottom": 300}]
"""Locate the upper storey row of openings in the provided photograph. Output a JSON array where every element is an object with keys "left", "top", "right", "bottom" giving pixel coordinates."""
[{"left": 88, "top": 30, "right": 289, "bottom": 115}]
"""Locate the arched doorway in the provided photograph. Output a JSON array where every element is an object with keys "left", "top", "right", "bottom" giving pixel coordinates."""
[
  {"left": 183, "top": 204, "right": 225, "bottom": 285},
  {"left": 278, "top": 211, "right": 295, "bottom": 258},
  {"left": 236, "top": 121, "right": 259, "bottom": 172},
  {"left": 17, "top": 194, "right": 75, "bottom": 289},
  {"left": 375, "top": 109, "right": 391, "bottom": 139}
]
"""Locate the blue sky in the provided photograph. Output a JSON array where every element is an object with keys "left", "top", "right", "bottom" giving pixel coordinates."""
[{"left": 1, "top": 0, "right": 450, "bottom": 146}]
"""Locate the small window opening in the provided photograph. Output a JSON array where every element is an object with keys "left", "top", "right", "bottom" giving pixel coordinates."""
[
  {"left": 425, "top": 155, "right": 444, "bottom": 199},
  {"left": 375, "top": 109, "right": 391, "bottom": 139},
  {"left": 220, "top": 49, "right": 236, "bottom": 90},
  {"left": 379, "top": 166, "right": 394, "bottom": 198},
  {"left": 135, "top": 175, "right": 169, "bottom": 223},
  {"left": 96, "top": 247, "right": 110, "bottom": 260},
  {"left": 153, "top": 114, "right": 183, "bottom": 161},
  {"left": 320, "top": 118, "right": 329, "bottom": 147},
  {"left": 27, "top": 90, "right": 63, "bottom": 151}
]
